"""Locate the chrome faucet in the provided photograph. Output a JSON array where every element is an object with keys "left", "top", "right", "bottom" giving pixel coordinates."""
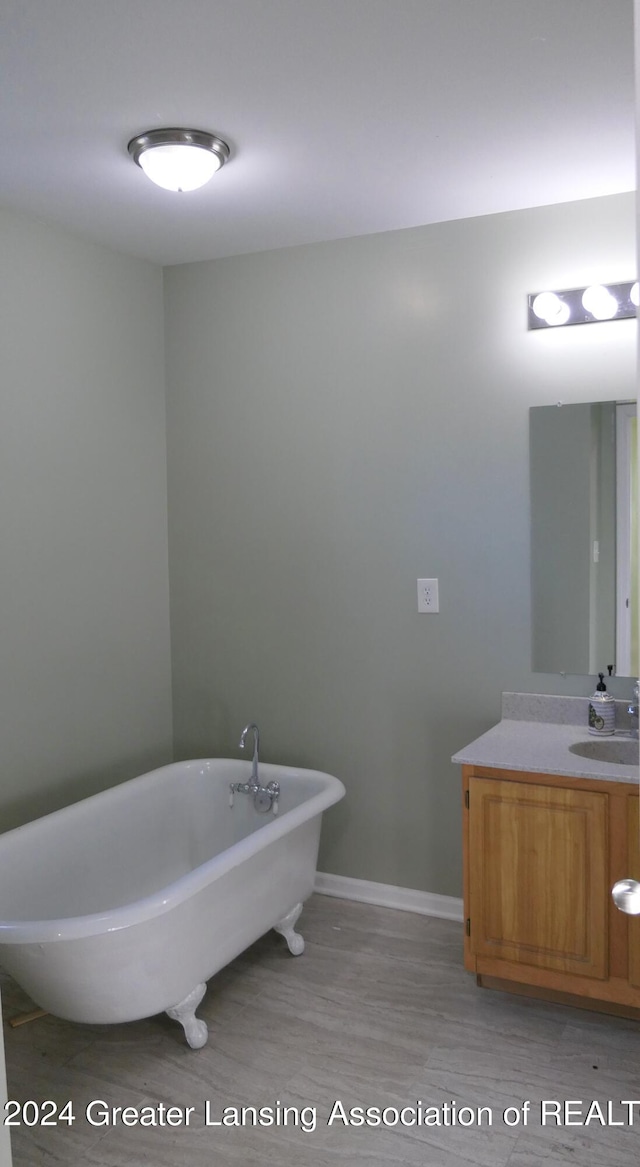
[
  {"left": 238, "top": 722, "right": 260, "bottom": 789},
  {"left": 230, "top": 723, "right": 279, "bottom": 814},
  {"left": 628, "top": 681, "right": 639, "bottom": 740}
]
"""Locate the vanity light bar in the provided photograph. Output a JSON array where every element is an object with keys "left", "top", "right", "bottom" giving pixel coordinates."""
[{"left": 527, "top": 281, "right": 639, "bottom": 330}]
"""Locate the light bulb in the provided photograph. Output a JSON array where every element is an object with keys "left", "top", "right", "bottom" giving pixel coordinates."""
[
  {"left": 532, "top": 292, "right": 570, "bottom": 326},
  {"left": 582, "top": 285, "right": 618, "bottom": 320},
  {"left": 138, "top": 144, "right": 222, "bottom": 192}
]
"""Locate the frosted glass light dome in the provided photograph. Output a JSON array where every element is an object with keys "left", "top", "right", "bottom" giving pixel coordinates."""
[{"left": 128, "top": 129, "right": 230, "bottom": 192}]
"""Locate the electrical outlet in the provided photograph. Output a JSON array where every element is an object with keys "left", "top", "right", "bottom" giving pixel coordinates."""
[{"left": 417, "top": 578, "right": 439, "bottom": 613}]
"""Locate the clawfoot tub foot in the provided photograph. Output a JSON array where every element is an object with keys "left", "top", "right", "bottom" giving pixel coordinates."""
[
  {"left": 166, "top": 982, "right": 208, "bottom": 1048},
  {"left": 274, "top": 902, "right": 305, "bottom": 955}
]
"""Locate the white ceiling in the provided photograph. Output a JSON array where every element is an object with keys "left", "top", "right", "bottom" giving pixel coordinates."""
[{"left": 1, "top": 0, "right": 635, "bottom": 266}]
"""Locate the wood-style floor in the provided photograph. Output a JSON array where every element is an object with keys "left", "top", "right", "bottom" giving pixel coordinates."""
[{"left": 2, "top": 894, "right": 639, "bottom": 1166}]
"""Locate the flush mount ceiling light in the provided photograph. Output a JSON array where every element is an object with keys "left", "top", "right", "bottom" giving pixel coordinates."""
[
  {"left": 528, "top": 280, "right": 638, "bottom": 329},
  {"left": 127, "top": 128, "right": 230, "bottom": 192}
]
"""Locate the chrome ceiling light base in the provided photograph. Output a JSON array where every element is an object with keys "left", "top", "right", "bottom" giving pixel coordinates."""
[{"left": 128, "top": 128, "right": 230, "bottom": 192}]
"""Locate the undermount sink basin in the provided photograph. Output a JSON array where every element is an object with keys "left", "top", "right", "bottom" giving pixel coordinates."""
[{"left": 569, "top": 738, "right": 639, "bottom": 767}]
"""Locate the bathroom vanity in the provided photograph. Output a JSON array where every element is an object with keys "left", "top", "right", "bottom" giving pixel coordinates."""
[{"left": 453, "top": 694, "right": 640, "bottom": 1018}]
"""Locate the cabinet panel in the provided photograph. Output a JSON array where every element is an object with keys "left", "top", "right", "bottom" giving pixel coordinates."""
[
  {"left": 629, "top": 795, "right": 640, "bottom": 989},
  {"left": 469, "top": 777, "right": 607, "bottom": 978}
]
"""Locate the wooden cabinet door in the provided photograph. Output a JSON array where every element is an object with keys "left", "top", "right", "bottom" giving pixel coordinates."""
[
  {"left": 628, "top": 794, "right": 640, "bottom": 989},
  {"left": 468, "top": 777, "right": 608, "bottom": 979}
]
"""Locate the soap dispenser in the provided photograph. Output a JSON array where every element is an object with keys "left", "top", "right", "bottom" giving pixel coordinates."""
[{"left": 588, "top": 673, "right": 615, "bottom": 736}]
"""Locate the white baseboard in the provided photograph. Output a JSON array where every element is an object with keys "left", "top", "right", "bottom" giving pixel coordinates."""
[{"left": 314, "top": 871, "right": 463, "bottom": 922}]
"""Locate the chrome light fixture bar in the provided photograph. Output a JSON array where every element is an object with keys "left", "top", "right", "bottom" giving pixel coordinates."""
[
  {"left": 528, "top": 280, "right": 639, "bottom": 329},
  {"left": 128, "top": 128, "right": 230, "bottom": 192}
]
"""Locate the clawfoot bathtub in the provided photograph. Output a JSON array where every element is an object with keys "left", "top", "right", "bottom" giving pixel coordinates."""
[{"left": 0, "top": 759, "right": 345, "bottom": 1047}]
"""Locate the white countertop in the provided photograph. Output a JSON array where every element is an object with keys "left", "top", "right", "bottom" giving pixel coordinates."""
[{"left": 452, "top": 693, "right": 639, "bottom": 784}]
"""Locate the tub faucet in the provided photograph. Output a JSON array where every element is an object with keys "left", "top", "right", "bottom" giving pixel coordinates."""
[
  {"left": 231, "top": 723, "right": 279, "bottom": 814},
  {"left": 238, "top": 723, "right": 260, "bottom": 789}
]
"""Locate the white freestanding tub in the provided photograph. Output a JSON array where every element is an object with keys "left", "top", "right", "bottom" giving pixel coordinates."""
[{"left": 0, "top": 759, "right": 345, "bottom": 1047}]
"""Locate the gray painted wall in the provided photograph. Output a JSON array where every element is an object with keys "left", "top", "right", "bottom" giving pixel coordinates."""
[
  {"left": 0, "top": 195, "right": 632, "bottom": 897},
  {"left": 164, "top": 193, "right": 636, "bottom": 897},
  {"left": 530, "top": 404, "right": 594, "bottom": 674},
  {"left": 0, "top": 208, "right": 173, "bottom": 830}
]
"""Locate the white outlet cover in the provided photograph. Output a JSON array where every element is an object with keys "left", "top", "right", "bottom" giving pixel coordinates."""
[{"left": 417, "top": 578, "right": 439, "bottom": 613}]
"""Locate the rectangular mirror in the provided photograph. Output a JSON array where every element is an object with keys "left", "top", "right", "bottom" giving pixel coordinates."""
[{"left": 530, "top": 401, "right": 638, "bottom": 677}]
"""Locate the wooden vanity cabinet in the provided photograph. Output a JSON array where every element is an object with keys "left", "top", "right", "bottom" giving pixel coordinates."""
[{"left": 462, "top": 765, "right": 640, "bottom": 1017}]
